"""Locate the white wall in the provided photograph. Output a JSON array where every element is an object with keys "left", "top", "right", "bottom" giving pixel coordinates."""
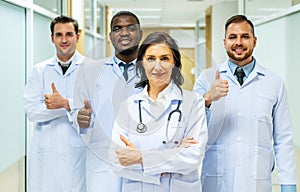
[
  {"left": 33, "top": 13, "right": 55, "bottom": 64},
  {"left": 0, "top": 1, "right": 56, "bottom": 191},
  {"left": 211, "top": 1, "right": 238, "bottom": 65},
  {"left": 254, "top": 10, "right": 300, "bottom": 148},
  {"left": 0, "top": 0, "right": 26, "bottom": 173}
]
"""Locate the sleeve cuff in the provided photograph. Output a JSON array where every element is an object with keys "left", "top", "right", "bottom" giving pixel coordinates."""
[{"left": 281, "top": 184, "right": 296, "bottom": 192}]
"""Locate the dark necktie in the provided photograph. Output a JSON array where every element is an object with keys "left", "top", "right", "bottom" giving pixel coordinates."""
[
  {"left": 119, "top": 62, "right": 133, "bottom": 81},
  {"left": 59, "top": 61, "right": 72, "bottom": 75},
  {"left": 234, "top": 67, "right": 245, "bottom": 85}
]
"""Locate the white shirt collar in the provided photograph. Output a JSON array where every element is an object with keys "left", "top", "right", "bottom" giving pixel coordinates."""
[
  {"left": 136, "top": 81, "right": 182, "bottom": 103},
  {"left": 55, "top": 51, "right": 77, "bottom": 66}
]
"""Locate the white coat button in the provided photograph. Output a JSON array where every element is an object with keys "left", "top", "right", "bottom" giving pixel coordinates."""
[
  {"left": 236, "top": 162, "right": 240, "bottom": 167},
  {"left": 238, "top": 112, "right": 242, "bottom": 117},
  {"left": 236, "top": 137, "right": 242, "bottom": 142}
]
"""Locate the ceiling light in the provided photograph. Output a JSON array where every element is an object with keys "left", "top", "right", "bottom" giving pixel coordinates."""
[
  {"left": 138, "top": 15, "right": 161, "bottom": 19},
  {"left": 258, "top": 8, "right": 286, "bottom": 12},
  {"left": 248, "top": 15, "right": 266, "bottom": 20},
  {"left": 112, "top": 8, "right": 162, "bottom": 12}
]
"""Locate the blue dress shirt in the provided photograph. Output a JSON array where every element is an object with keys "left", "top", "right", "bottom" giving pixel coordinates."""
[{"left": 227, "top": 58, "right": 255, "bottom": 82}]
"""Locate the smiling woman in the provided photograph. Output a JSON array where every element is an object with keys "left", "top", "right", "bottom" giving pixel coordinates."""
[{"left": 109, "top": 31, "right": 208, "bottom": 192}]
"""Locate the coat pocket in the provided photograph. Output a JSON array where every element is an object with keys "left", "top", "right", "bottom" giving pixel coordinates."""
[
  {"left": 170, "top": 178, "right": 201, "bottom": 191},
  {"left": 257, "top": 94, "right": 274, "bottom": 117},
  {"left": 250, "top": 146, "right": 274, "bottom": 180},
  {"left": 36, "top": 124, "right": 53, "bottom": 152},
  {"left": 202, "top": 144, "right": 224, "bottom": 176},
  {"left": 122, "top": 179, "right": 142, "bottom": 192},
  {"left": 201, "top": 144, "right": 225, "bottom": 192}
]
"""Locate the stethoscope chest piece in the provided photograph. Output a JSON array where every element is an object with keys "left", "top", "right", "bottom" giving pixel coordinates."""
[
  {"left": 136, "top": 122, "right": 147, "bottom": 133},
  {"left": 136, "top": 99, "right": 182, "bottom": 142}
]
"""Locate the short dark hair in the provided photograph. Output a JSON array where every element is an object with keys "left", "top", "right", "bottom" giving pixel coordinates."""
[
  {"left": 50, "top": 15, "right": 79, "bottom": 35},
  {"left": 110, "top": 11, "right": 140, "bottom": 31},
  {"left": 135, "top": 32, "right": 184, "bottom": 89},
  {"left": 225, "top": 15, "right": 255, "bottom": 36}
]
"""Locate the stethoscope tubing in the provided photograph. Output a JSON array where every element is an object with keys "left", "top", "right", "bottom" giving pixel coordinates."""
[
  {"left": 136, "top": 100, "right": 147, "bottom": 133},
  {"left": 136, "top": 100, "right": 182, "bottom": 144}
]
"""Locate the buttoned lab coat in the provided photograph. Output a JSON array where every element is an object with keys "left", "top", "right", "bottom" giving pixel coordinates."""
[
  {"left": 24, "top": 51, "right": 87, "bottom": 192},
  {"left": 72, "top": 57, "right": 140, "bottom": 192},
  {"left": 193, "top": 61, "right": 297, "bottom": 192},
  {"left": 110, "top": 83, "right": 208, "bottom": 192}
]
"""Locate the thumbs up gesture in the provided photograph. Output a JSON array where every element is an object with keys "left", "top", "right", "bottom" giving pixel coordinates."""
[
  {"left": 44, "top": 82, "right": 70, "bottom": 111},
  {"left": 116, "top": 134, "right": 141, "bottom": 166},
  {"left": 120, "top": 134, "right": 137, "bottom": 149},
  {"left": 77, "top": 99, "right": 92, "bottom": 128},
  {"left": 204, "top": 70, "right": 229, "bottom": 107}
]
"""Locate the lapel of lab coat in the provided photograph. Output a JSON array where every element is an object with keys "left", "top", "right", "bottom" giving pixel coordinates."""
[
  {"left": 63, "top": 51, "right": 84, "bottom": 76},
  {"left": 107, "top": 56, "right": 137, "bottom": 83},
  {"left": 242, "top": 61, "right": 267, "bottom": 86},
  {"left": 220, "top": 60, "right": 267, "bottom": 88},
  {"left": 49, "top": 51, "right": 84, "bottom": 77}
]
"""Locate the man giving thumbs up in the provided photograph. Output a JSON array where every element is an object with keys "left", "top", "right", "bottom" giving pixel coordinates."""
[
  {"left": 23, "top": 15, "right": 87, "bottom": 192},
  {"left": 193, "top": 15, "right": 297, "bottom": 192}
]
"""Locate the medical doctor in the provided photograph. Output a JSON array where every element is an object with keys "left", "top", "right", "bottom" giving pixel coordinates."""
[
  {"left": 24, "top": 15, "right": 87, "bottom": 191},
  {"left": 193, "top": 15, "right": 297, "bottom": 192},
  {"left": 72, "top": 11, "right": 143, "bottom": 192},
  {"left": 110, "top": 32, "right": 208, "bottom": 192}
]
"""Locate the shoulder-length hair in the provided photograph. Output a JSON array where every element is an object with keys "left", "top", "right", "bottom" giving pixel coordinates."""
[{"left": 135, "top": 31, "right": 184, "bottom": 89}]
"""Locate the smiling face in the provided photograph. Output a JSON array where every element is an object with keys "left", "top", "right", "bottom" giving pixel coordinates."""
[
  {"left": 224, "top": 21, "right": 257, "bottom": 66},
  {"left": 51, "top": 22, "right": 79, "bottom": 62},
  {"left": 142, "top": 43, "right": 175, "bottom": 91}
]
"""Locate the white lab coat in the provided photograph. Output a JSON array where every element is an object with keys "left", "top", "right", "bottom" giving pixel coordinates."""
[
  {"left": 24, "top": 51, "right": 87, "bottom": 192},
  {"left": 72, "top": 57, "right": 140, "bottom": 192},
  {"left": 193, "top": 61, "right": 297, "bottom": 192},
  {"left": 110, "top": 83, "right": 208, "bottom": 192}
]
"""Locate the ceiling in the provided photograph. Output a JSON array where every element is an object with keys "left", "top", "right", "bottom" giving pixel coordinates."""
[
  {"left": 99, "top": 0, "right": 293, "bottom": 28},
  {"left": 100, "top": 0, "right": 218, "bottom": 28},
  {"left": 35, "top": 0, "right": 294, "bottom": 28}
]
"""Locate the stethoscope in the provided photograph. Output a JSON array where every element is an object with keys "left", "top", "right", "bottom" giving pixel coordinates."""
[{"left": 136, "top": 100, "right": 182, "bottom": 144}]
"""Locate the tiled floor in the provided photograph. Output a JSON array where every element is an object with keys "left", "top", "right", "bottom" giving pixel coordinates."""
[{"left": 0, "top": 158, "right": 25, "bottom": 192}]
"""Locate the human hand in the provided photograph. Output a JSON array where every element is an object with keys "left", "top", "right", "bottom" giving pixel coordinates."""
[
  {"left": 204, "top": 70, "right": 229, "bottom": 107},
  {"left": 116, "top": 134, "right": 142, "bottom": 166},
  {"left": 179, "top": 137, "right": 198, "bottom": 148},
  {"left": 77, "top": 99, "right": 92, "bottom": 128},
  {"left": 120, "top": 134, "right": 137, "bottom": 149},
  {"left": 44, "top": 82, "right": 70, "bottom": 111}
]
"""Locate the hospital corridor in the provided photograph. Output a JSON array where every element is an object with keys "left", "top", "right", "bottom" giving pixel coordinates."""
[{"left": 0, "top": 0, "right": 300, "bottom": 191}]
